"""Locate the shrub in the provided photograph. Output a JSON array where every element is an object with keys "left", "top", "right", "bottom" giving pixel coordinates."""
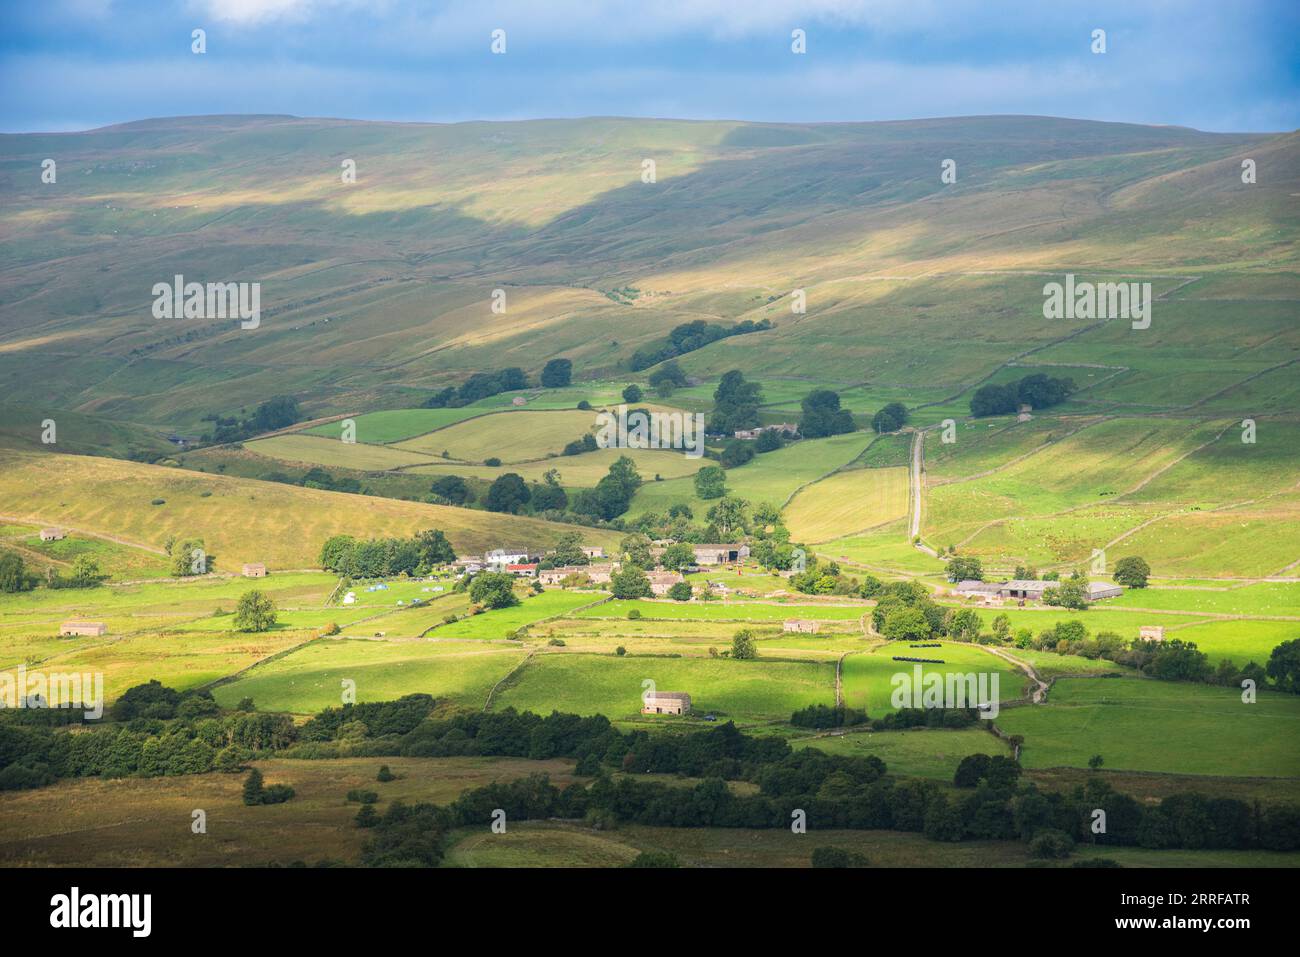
[
  {"left": 377, "top": 765, "right": 395, "bottom": 782},
  {"left": 810, "top": 847, "right": 869, "bottom": 868},
  {"left": 1029, "top": 829, "right": 1075, "bottom": 859}
]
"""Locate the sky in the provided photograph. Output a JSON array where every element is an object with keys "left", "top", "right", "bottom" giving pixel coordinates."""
[{"left": 1, "top": 0, "right": 1297, "bottom": 133}]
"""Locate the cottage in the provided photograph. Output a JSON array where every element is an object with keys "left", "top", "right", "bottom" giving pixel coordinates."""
[
  {"left": 783, "top": 619, "right": 821, "bottom": 634},
  {"left": 1139, "top": 626, "right": 1166, "bottom": 642},
  {"left": 241, "top": 562, "right": 267, "bottom": 578},
  {"left": 40, "top": 528, "right": 66, "bottom": 542},
  {"left": 581, "top": 546, "right": 605, "bottom": 559},
  {"left": 506, "top": 563, "right": 538, "bottom": 577},
  {"left": 60, "top": 621, "right": 107, "bottom": 637},
  {"left": 486, "top": 548, "right": 530, "bottom": 569},
  {"left": 693, "top": 543, "right": 750, "bottom": 565},
  {"left": 642, "top": 691, "right": 692, "bottom": 716},
  {"left": 647, "top": 571, "right": 684, "bottom": 596}
]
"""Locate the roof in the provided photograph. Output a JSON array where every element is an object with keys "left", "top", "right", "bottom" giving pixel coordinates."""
[
  {"left": 1004, "top": 579, "right": 1049, "bottom": 590},
  {"left": 694, "top": 543, "right": 746, "bottom": 550},
  {"left": 506, "top": 563, "right": 537, "bottom": 570},
  {"left": 644, "top": 691, "right": 691, "bottom": 700}
]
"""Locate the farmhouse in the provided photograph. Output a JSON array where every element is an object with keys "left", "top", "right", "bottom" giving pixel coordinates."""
[
  {"left": 506, "top": 563, "right": 538, "bottom": 577},
  {"left": 241, "top": 562, "right": 267, "bottom": 578},
  {"left": 581, "top": 546, "right": 605, "bottom": 559},
  {"left": 693, "top": 543, "right": 750, "bottom": 565},
  {"left": 647, "top": 571, "right": 685, "bottom": 596},
  {"left": 1140, "top": 626, "right": 1166, "bottom": 641},
  {"left": 486, "top": 548, "right": 530, "bottom": 568},
  {"left": 540, "top": 563, "right": 615, "bottom": 585},
  {"left": 642, "top": 691, "right": 692, "bottom": 715},
  {"left": 60, "top": 621, "right": 107, "bottom": 637},
  {"left": 40, "top": 528, "right": 66, "bottom": 542},
  {"left": 783, "top": 619, "right": 821, "bottom": 634}
]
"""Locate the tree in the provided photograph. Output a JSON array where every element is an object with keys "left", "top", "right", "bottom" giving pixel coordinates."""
[
  {"left": 169, "top": 537, "right": 207, "bottom": 576},
  {"left": 882, "top": 607, "right": 931, "bottom": 641},
  {"left": 621, "top": 384, "right": 643, "bottom": 403},
  {"left": 485, "top": 473, "right": 531, "bottom": 513},
  {"left": 719, "top": 441, "right": 755, "bottom": 468},
  {"left": 66, "top": 555, "right": 103, "bottom": 587},
  {"left": 707, "top": 370, "right": 762, "bottom": 434},
  {"left": 413, "top": 529, "right": 456, "bottom": 567},
  {"left": 659, "top": 542, "right": 696, "bottom": 572},
  {"left": 731, "top": 629, "right": 758, "bottom": 659},
  {"left": 755, "top": 428, "right": 784, "bottom": 452},
  {"left": 1113, "top": 556, "right": 1151, "bottom": 589},
  {"left": 242, "top": 768, "right": 265, "bottom": 805},
  {"left": 469, "top": 572, "right": 520, "bottom": 609},
  {"left": 870, "top": 401, "right": 908, "bottom": 434},
  {"left": 667, "top": 581, "right": 693, "bottom": 601},
  {"left": 1043, "top": 579, "right": 1090, "bottom": 610},
  {"left": 945, "top": 555, "right": 983, "bottom": 583},
  {"left": 429, "top": 475, "right": 472, "bottom": 506},
  {"left": 319, "top": 534, "right": 356, "bottom": 571},
  {"left": 540, "top": 358, "right": 572, "bottom": 388},
  {"left": 969, "top": 383, "right": 1018, "bottom": 418},
  {"left": 648, "top": 360, "right": 688, "bottom": 397},
  {"left": 694, "top": 465, "right": 727, "bottom": 499},
  {"left": 705, "top": 497, "right": 749, "bottom": 537},
  {"left": 549, "top": 531, "right": 590, "bottom": 567},
  {"left": 799, "top": 389, "right": 855, "bottom": 438},
  {"left": 1266, "top": 638, "right": 1300, "bottom": 694},
  {"left": 234, "top": 590, "right": 278, "bottom": 632},
  {"left": 991, "top": 614, "right": 1011, "bottom": 640},
  {"left": 0, "top": 551, "right": 34, "bottom": 593},
  {"left": 610, "top": 564, "right": 652, "bottom": 599},
  {"left": 1088, "top": 754, "right": 1105, "bottom": 770},
  {"left": 947, "top": 608, "right": 982, "bottom": 641},
  {"left": 619, "top": 533, "right": 653, "bottom": 568}
]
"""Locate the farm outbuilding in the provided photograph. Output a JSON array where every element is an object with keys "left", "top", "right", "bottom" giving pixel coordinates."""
[
  {"left": 783, "top": 619, "right": 821, "bottom": 633},
  {"left": 642, "top": 691, "right": 692, "bottom": 715},
  {"left": 241, "top": 562, "right": 267, "bottom": 578},
  {"left": 60, "top": 621, "right": 107, "bottom": 637},
  {"left": 693, "top": 543, "right": 749, "bottom": 565},
  {"left": 1139, "top": 626, "right": 1166, "bottom": 641},
  {"left": 647, "top": 571, "right": 685, "bottom": 596},
  {"left": 40, "top": 528, "right": 66, "bottom": 542}
]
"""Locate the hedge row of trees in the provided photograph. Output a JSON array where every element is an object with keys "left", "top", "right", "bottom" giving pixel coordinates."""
[
  {"left": 318, "top": 528, "right": 456, "bottom": 578},
  {"left": 970, "top": 373, "right": 1075, "bottom": 417}
]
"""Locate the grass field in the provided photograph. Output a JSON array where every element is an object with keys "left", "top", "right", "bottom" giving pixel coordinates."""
[
  {"left": 840, "top": 642, "right": 1028, "bottom": 714},
  {"left": 996, "top": 678, "right": 1300, "bottom": 777},
  {"left": 303, "top": 408, "right": 489, "bottom": 443},
  {"left": 784, "top": 466, "right": 910, "bottom": 542},
  {"left": 491, "top": 652, "right": 836, "bottom": 723},
  {"left": 393, "top": 410, "right": 601, "bottom": 462},
  {"left": 211, "top": 638, "right": 528, "bottom": 713},
  {"left": 0, "top": 448, "right": 621, "bottom": 568}
]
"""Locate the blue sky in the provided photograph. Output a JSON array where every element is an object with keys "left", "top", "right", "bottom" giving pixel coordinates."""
[{"left": 2, "top": 0, "right": 1297, "bottom": 133}]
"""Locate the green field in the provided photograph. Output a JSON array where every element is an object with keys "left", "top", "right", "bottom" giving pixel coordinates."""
[
  {"left": 841, "top": 642, "right": 1028, "bottom": 714},
  {"left": 492, "top": 652, "right": 836, "bottom": 723},
  {"left": 997, "top": 678, "right": 1300, "bottom": 777},
  {"left": 211, "top": 638, "right": 528, "bottom": 714}
]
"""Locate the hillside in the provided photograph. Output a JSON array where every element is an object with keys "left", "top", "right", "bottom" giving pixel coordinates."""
[
  {"left": 0, "top": 448, "right": 620, "bottom": 569},
  {"left": 0, "top": 115, "right": 1295, "bottom": 435}
]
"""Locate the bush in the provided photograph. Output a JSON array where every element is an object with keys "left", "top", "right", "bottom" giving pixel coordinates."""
[
  {"left": 810, "top": 846, "right": 869, "bottom": 868},
  {"left": 626, "top": 851, "right": 679, "bottom": 868},
  {"left": 347, "top": 789, "right": 380, "bottom": 804},
  {"left": 355, "top": 804, "right": 379, "bottom": 828},
  {"left": 377, "top": 765, "right": 395, "bottom": 782},
  {"left": 628, "top": 608, "right": 642, "bottom": 620},
  {"left": 1029, "top": 828, "right": 1075, "bottom": 859}
]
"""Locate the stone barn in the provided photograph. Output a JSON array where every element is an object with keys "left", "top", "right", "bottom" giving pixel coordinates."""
[
  {"left": 40, "top": 528, "right": 66, "bottom": 542},
  {"left": 60, "top": 621, "right": 107, "bottom": 637},
  {"left": 783, "top": 619, "right": 821, "bottom": 633},
  {"left": 642, "top": 691, "right": 692, "bottom": 715},
  {"left": 1139, "top": 626, "right": 1166, "bottom": 641},
  {"left": 241, "top": 562, "right": 267, "bottom": 578}
]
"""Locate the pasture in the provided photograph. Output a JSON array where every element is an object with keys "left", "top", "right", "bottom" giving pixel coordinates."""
[{"left": 996, "top": 678, "right": 1300, "bottom": 777}]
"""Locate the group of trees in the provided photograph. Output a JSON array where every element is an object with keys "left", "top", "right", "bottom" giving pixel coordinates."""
[
  {"left": 424, "top": 367, "right": 529, "bottom": 408},
  {"left": 0, "top": 551, "right": 104, "bottom": 593},
  {"left": 319, "top": 529, "right": 457, "bottom": 578},
  {"left": 200, "top": 395, "right": 300, "bottom": 444},
  {"left": 707, "top": 370, "right": 763, "bottom": 435},
  {"left": 630, "top": 319, "right": 772, "bottom": 372},
  {"left": 970, "top": 373, "right": 1075, "bottom": 418}
]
